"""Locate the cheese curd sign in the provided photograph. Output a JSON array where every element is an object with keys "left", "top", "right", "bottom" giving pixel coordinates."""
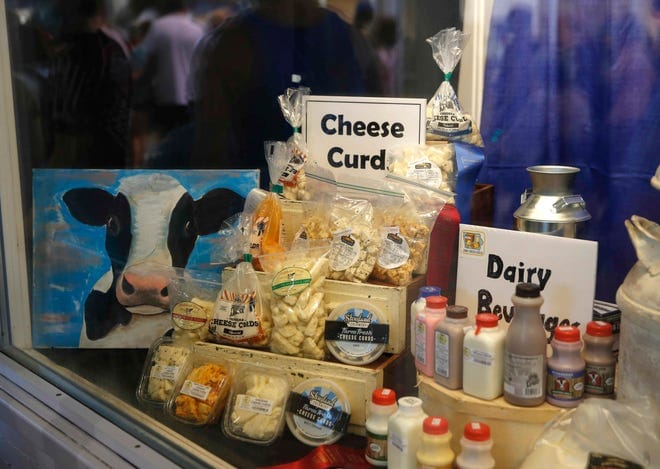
[{"left": 303, "top": 96, "right": 426, "bottom": 180}]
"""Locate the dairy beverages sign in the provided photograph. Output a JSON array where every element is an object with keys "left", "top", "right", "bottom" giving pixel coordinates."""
[
  {"left": 303, "top": 96, "right": 426, "bottom": 181},
  {"left": 455, "top": 224, "right": 598, "bottom": 343}
]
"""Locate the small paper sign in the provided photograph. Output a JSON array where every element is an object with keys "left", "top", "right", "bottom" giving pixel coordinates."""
[{"left": 303, "top": 96, "right": 426, "bottom": 181}]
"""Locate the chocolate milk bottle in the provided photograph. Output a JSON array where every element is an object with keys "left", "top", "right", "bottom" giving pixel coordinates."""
[{"left": 503, "top": 283, "right": 547, "bottom": 406}]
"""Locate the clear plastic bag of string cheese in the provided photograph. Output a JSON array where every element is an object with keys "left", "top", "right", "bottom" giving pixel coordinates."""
[
  {"left": 209, "top": 253, "right": 271, "bottom": 348},
  {"left": 370, "top": 174, "right": 454, "bottom": 283},
  {"left": 259, "top": 245, "right": 331, "bottom": 360},
  {"left": 425, "top": 28, "right": 483, "bottom": 147},
  {"left": 276, "top": 86, "right": 312, "bottom": 201}
]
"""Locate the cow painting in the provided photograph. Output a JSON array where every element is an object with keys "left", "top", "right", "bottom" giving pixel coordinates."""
[{"left": 62, "top": 173, "right": 245, "bottom": 347}]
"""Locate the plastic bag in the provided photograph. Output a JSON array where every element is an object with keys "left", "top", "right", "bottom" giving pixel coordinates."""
[
  {"left": 248, "top": 181, "right": 285, "bottom": 271},
  {"left": 520, "top": 397, "right": 660, "bottom": 468},
  {"left": 386, "top": 143, "right": 457, "bottom": 195},
  {"left": 370, "top": 174, "right": 452, "bottom": 284},
  {"left": 276, "top": 86, "right": 312, "bottom": 200},
  {"left": 208, "top": 254, "right": 272, "bottom": 347},
  {"left": 259, "top": 247, "right": 330, "bottom": 360},
  {"left": 426, "top": 28, "right": 483, "bottom": 146}
]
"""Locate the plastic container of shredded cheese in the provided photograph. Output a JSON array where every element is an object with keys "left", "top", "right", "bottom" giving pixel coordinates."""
[
  {"left": 325, "top": 300, "right": 389, "bottom": 365},
  {"left": 165, "top": 351, "right": 233, "bottom": 426},
  {"left": 136, "top": 335, "right": 192, "bottom": 407},
  {"left": 285, "top": 378, "right": 351, "bottom": 446},
  {"left": 222, "top": 364, "right": 291, "bottom": 445}
]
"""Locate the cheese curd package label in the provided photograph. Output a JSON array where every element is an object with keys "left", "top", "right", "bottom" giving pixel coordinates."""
[
  {"left": 329, "top": 229, "right": 361, "bottom": 271},
  {"left": 211, "top": 292, "right": 260, "bottom": 341},
  {"left": 286, "top": 379, "right": 351, "bottom": 446},
  {"left": 211, "top": 259, "right": 271, "bottom": 347},
  {"left": 325, "top": 301, "right": 389, "bottom": 365},
  {"left": 376, "top": 226, "right": 410, "bottom": 269},
  {"left": 180, "top": 380, "right": 212, "bottom": 401},
  {"left": 172, "top": 301, "right": 209, "bottom": 331}
]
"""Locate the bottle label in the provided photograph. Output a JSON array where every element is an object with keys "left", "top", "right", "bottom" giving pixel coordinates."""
[
  {"left": 463, "top": 345, "right": 494, "bottom": 367},
  {"left": 584, "top": 364, "right": 615, "bottom": 395},
  {"left": 365, "top": 430, "right": 388, "bottom": 462},
  {"left": 434, "top": 330, "right": 450, "bottom": 378},
  {"left": 414, "top": 319, "right": 427, "bottom": 365},
  {"left": 388, "top": 430, "right": 407, "bottom": 454},
  {"left": 504, "top": 352, "right": 545, "bottom": 398},
  {"left": 547, "top": 368, "right": 585, "bottom": 401}
]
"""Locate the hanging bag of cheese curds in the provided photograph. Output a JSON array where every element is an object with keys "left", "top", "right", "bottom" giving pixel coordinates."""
[
  {"left": 368, "top": 174, "right": 453, "bottom": 286},
  {"left": 276, "top": 86, "right": 312, "bottom": 201},
  {"left": 259, "top": 245, "right": 331, "bottom": 360},
  {"left": 209, "top": 253, "right": 272, "bottom": 348},
  {"left": 426, "top": 27, "right": 483, "bottom": 147}
]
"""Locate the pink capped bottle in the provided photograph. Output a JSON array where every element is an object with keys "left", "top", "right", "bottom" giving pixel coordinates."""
[{"left": 414, "top": 296, "right": 448, "bottom": 376}]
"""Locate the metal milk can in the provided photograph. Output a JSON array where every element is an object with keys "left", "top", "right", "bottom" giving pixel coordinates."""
[{"left": 514, "top": 165, "right": 591, "bottom": 237}]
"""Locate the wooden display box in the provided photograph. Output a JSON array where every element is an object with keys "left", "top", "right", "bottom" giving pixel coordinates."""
[
  {"left": 195, "top": 341, "right": 402, "bottom": 435},
  {"left": 222, "top": 269, "right": 425, "bottom": 355},
  {"left": 418, "top": 375, "right": 564, "bottom": 468}
]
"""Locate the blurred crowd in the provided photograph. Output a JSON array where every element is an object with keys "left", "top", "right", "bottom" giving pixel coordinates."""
[{"left": 6, "top": 0, "right": 401, "bottom": 185}]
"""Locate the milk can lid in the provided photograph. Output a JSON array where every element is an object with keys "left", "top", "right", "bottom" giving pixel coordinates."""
[{"left": 464, "top": 421, "right": 490, "bottom": 441}]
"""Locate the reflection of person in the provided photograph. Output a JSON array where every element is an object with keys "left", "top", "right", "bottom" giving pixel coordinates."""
[
  {"left": 46, "top": 0, "right": 131, "bottom": 168},
  {"left": 134, "top": 1, "right": 205, "bottom": 138},
  {"left": 190, "top": 0, "right": 377, "bottom": 188},
  {"left": 371, "top": 15, "right": 399, "bottom": 96}
]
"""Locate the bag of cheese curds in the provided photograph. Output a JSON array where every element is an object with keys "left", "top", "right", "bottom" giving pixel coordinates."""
[
  {"left": 209, "top": 253, "right": 272, "bottom": 348},
  {"left": 426, "top": 27, "right": 483, "bottom": 147},
  {"left": 276, "top": 86, "right": 312, "bottom": 200}
]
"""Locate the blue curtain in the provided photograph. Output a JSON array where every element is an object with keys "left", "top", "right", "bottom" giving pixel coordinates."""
[{"left": 479, "top": 0, "right": 660, "bottom": 302}]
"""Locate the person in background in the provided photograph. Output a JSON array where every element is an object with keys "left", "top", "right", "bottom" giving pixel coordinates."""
[
  {"left": 45, "top": 0, "right": 131, "bottom": 168},
  {"left": 133, "top": 0, "right": 204, "bottom": 149},
  {"left": 190, "top": 0, "right": 382, "bottom": 188},
  {"left": 370, "top": 15, "right": 399, "bottom": 96}
]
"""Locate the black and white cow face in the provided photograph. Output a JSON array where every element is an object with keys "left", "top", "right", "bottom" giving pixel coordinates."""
[{"left": 63, "top": 173, "right": 245, "bottom": 342}]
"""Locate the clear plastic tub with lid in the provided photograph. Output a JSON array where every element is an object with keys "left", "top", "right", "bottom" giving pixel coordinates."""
[
  {"left": 325, "top": 300, "right": 389, "bottom": 365},
  {"left": 165, "top": 351, "right": 234, "bottom": 425},
  {"left": 136, "top": 335, "right": 193, "bottom": 406},
  {"left": 222, "top": 364, "right": 291, "bottom": 445},
  {"left": 285, "top": 378, "right": 351, "bottom": 446}
]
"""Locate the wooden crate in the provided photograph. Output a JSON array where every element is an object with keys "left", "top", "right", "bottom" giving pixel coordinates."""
[
  {"left": 222, "top": 269, "right": 424, "bottom": 354},
  {"left": 195, "top": 341, "right": 401, "bottom": 435},
  {"left": 418, "top": 376, "right": 564, "bottom": 468}
]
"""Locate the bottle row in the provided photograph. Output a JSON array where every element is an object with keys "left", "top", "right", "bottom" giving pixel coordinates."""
[
  {"left": 367, "top": 389, "right": 495, "bottom": 469},
  {"left": 412, "top": 283, "right": 616, "bottom": 407}
]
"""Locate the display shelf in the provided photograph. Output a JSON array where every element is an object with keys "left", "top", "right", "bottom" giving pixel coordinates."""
[
  {"left": 418, "top": 375, "right": 565, "bottom": 468},
  {"left": 195, "top": 341, "right": 403, "bottom": 436}
]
